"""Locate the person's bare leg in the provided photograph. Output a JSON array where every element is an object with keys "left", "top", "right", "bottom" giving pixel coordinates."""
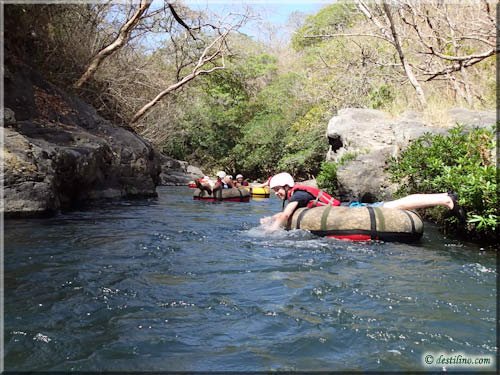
[
  {"left": 383, "top": 193, "right": 454, "bottom": 210},
  {"left": 195, "top": 179, "right": 212, "bottom": 194}
]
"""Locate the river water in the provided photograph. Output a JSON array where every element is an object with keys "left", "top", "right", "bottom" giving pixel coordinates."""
[{"left": 3, "top": 187, "right": 497, "bottom": 371}]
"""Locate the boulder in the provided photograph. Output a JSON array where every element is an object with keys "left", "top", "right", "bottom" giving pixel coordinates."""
[
  {"left": 326, "top": 108, "right": 395, "bottom": 162},
  {"left": 326, "top": 108, "right": 456, "bottom": 202},
  {"left": 3, "top": 57, "right": 160, "bottom": 218},
  {"left": 448, "top": 107, "right": 496, "bottom": 130},
  {"left": 335, "top": 147, "right": 397, "bottom": 202},
  {"left": 158, "top": 154, "right": 204, "bottom": 186}
]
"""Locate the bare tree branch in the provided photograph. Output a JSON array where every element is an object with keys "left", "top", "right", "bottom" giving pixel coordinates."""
[
  {"left": 355, "top": 0, "right": 393, "bottom": 43},
  {"left": 381, "top": 1, "right": 427, "bottom": 107},
  {"left": 423, "top": 46, "right": 499, "bottom": 63},
  {"left": 303, "top": 33, "right": 393, "bottom": 44},
  {"left": 74, "top": 0, "right": 152, "bottom": 89},
  {"left": 425, "top": 50, "right": 498, "bottom": 81},
  {"left": 131, "top": 29, "right": 232, "bottom": 124},
  {"left": 167, "top": 2, "right": 196, "bottom": 40}
]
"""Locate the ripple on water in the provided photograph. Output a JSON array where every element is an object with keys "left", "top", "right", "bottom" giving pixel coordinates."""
[
  {"left": 3, "top": 187, "right": 497, "bottom": 372},
  {"left": 460, "top": 262, "right": 496, "bottom": 281},
  {"left": 244, "top": 226, "right": 314, "bottom": 240}
]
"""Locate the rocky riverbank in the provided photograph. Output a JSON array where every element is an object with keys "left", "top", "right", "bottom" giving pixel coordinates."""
[{"left": 3, "top": 57, "right": 185, "bottom": 218}]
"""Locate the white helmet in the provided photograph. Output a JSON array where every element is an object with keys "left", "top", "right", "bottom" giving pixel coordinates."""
[
  {"left": 269, "top": 172, "right": 295, "bottom": 188},
  {"left": 236, "top": 174, "right": 243, "bottom": 179},
  {"left": 216, "top": 171, "right": 226, "bottom": 178}
]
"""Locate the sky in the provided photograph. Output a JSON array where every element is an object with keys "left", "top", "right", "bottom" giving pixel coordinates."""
[{"left": 141, "top": 0, "right": 331, "bottom": 52}]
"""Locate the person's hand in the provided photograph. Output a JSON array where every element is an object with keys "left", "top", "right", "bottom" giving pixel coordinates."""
[{"left": 260, "top": 216, "right": 272, "bottom": 225}]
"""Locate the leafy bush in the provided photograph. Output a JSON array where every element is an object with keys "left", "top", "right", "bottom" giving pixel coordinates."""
[
  {"left": 316, "top": 161, "right": 339, "bottom": 194},
  {"left": 388, "top": 125, "right": 497, "bottom": 240},
  {"left": 317, "top": 152, "right": 357, "bottom": 195}
]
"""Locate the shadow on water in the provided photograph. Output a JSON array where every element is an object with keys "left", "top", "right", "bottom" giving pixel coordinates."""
[{"left": 3, "top": 187, "right": 497, "bottom": 372}]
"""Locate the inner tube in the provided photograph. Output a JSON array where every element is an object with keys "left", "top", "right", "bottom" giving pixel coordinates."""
[
  {"left": 288, "top": 205, "right": 423, "bottom": 242},
  {"left": 193, "top": 188, "right": 250, "bottom": 202},
  {"left": 250, "top": 186, "right": 270, "bottom": 198}
]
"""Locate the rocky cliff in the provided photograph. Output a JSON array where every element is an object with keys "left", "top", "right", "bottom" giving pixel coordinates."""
[{"left": 2, "top": 57, "right": 161, "bottom": 218}]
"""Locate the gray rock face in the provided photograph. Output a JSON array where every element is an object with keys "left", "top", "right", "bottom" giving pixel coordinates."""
[
  {"left": 325, "top": 107, "right": 494, "bottom": 202},
  {"left": 448, "top": 108, "right": 497, "bottom": 130},
  {"left": 3, "top": 59, "right": 161, "bottom": 217},
  {"left": 326, "top": 109, "right": 400, "bottom": 201},
  {"left": 158, "top": 154, "right": 204, "bottom": 186}
]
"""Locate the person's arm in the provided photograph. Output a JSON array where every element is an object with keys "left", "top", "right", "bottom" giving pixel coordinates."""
[
  {"left": 260, "top": 201, "right": 299, "bottom": 231},
  {"left": 252, "top": 177, "right": 271, "bottom": 188}
]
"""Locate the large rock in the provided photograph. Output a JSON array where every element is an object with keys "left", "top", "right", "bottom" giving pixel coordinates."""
[
  {"left": 3, "top": 57, "right": 161, "bottom": 218},
  {"left": 326, "top": 108, "right": 453, "bottom": 202},
  {"left": 448, "top": 108, "right": 496, "bottom": 130},
  {"left": 158, "top": 154, "right": 204, "bottom": 185}
]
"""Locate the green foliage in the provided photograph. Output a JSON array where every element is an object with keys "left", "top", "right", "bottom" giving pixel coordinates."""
[
  {"left": 278, "top": 104, "right": 332, "bottom": 177},
  {"left": 368, "top": 84, "right": 395, "bottom": 109},
  {"left": 228, "top": 72, "right": 309, "bottom": 177},
  {"left": 388, "top": 125, "right": 497, "bottom": 239},
  {"left": 316, "top": 161, "right": 339, "bottom": 194},
  {"left": 292, "top": 1, "right": 359, "bottom": 51},
  {"left": 316, "top": 152, "right": 357, "bottom": 194},
  {"left": 468, "top": 214, "right": 498, "bottom": 232},
  {"left": 233, "top": 113, "right": 288, "bottom": 177},
  {"left": 158, "top": 52, "right": 270, "bottom": 170},
  {"left": 241, "top": 53, "right": 278, "bottom": 80}
]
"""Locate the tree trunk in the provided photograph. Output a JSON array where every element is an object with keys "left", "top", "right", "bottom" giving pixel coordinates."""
[
  {"left": 382, "top": 2, "right": 427, "bottom": 108},
  {"left": 460, "top": 68, "right": 474, "bottom": 107},
  {"left": 74, "top": 0, "right": 152, "bottom": 89}
]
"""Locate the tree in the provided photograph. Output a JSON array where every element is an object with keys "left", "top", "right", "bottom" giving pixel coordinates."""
[
  {"left": 355, "top": 0, "right": 427, "bottom": 107},
  {"left": 74, "top": 0, "right": 153, "bottom": 88},
  {"left": 131, "top": 25, "right": 237, "bottom": 123},
  {"left": 397, "top": 0, "right": 498, "bottom": 106},
  {"left": 296, "top": 0, "right": 497, "bottom": 109},
  {"left": 71, "top": 1, "right": 249, "bottom": 124}
]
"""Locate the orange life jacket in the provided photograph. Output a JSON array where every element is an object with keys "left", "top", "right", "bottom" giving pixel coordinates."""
[{"left": 288, "top": 185, "right": 341, "bottom": 208}]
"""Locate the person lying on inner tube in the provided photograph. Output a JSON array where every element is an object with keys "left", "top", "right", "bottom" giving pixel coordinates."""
[
  {"left": 211, "top": 171, "right": 233, "bottom": 194},
  {"left": 195, "top": 171, "right": 232, "bottom": 195},
  {"left": 234, "top": 174, "right": 249, "bottom": 187},
  {"left": 260, "top": 172, "right": 465, "bottom": 232}
]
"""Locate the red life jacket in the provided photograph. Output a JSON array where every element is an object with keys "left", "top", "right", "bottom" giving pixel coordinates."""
[{"left": 288, "top": 185, "right": 341, "bottom": 208}]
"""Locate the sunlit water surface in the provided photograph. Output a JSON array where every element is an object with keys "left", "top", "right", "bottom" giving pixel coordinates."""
[{"left": 4, "top": 187, "right": 497, "bottom": 371}]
